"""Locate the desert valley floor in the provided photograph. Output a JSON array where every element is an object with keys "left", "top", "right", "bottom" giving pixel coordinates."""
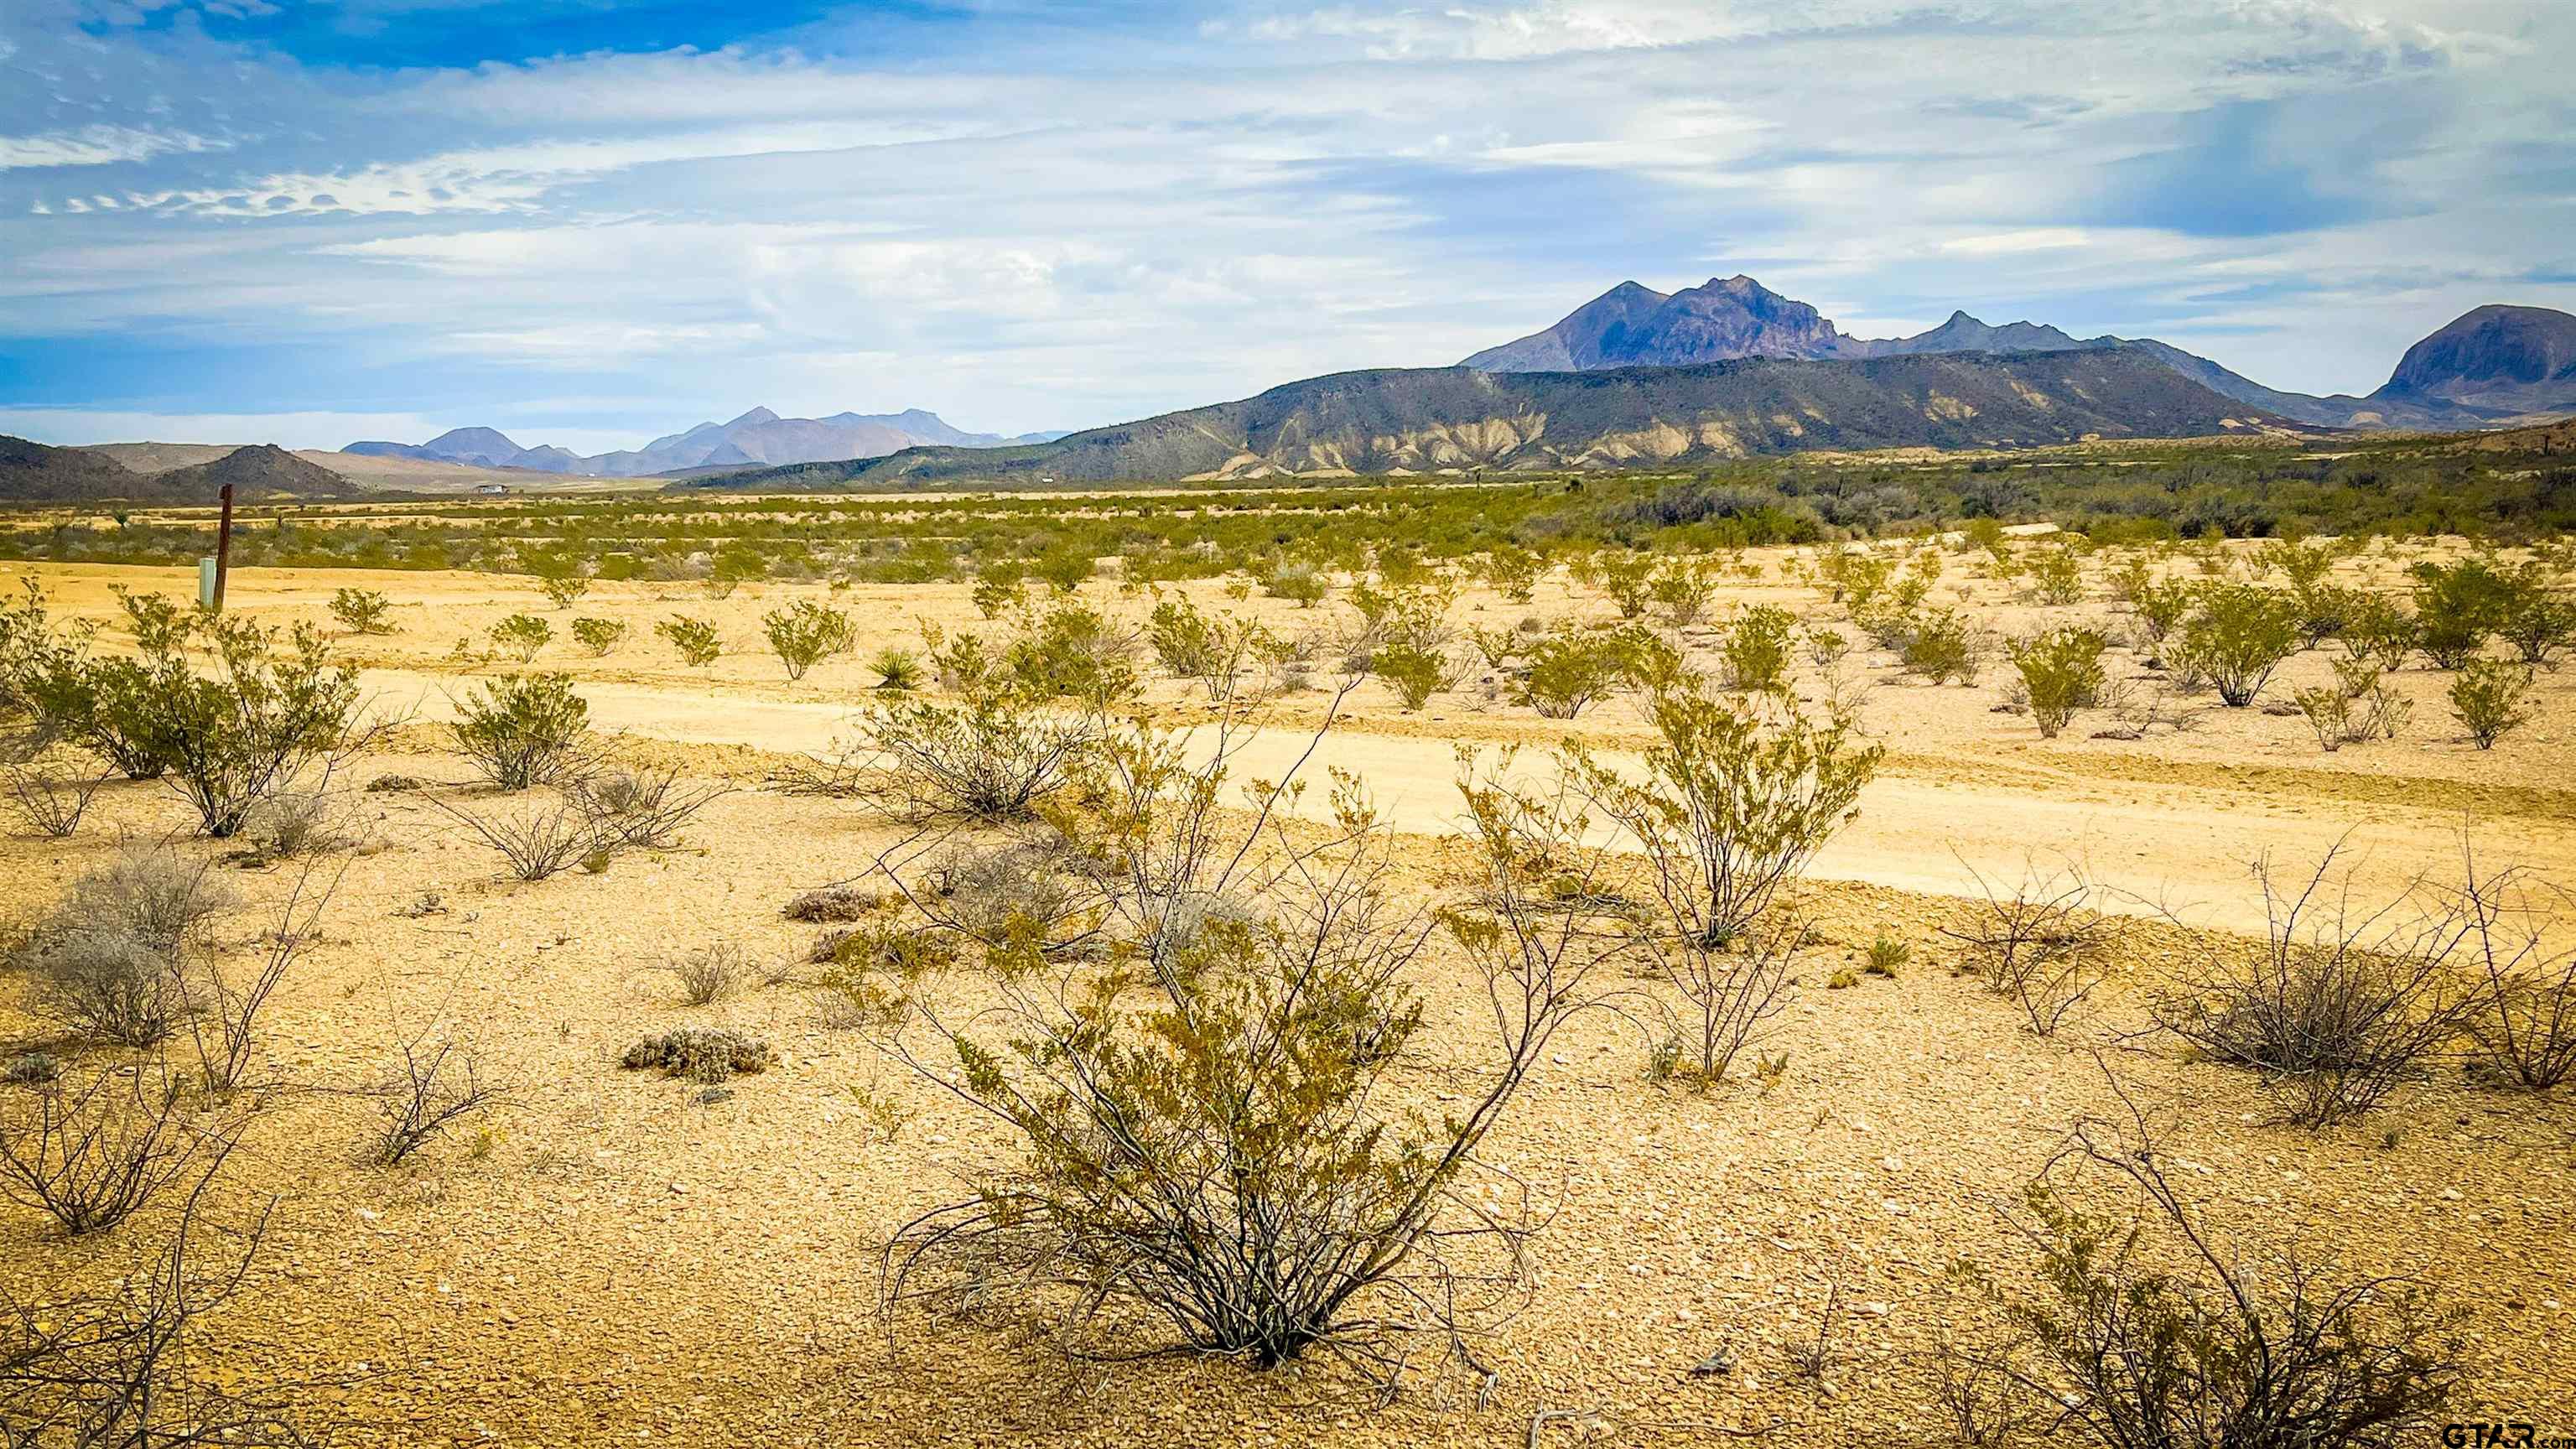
[{"left": 2, "top": 548, "right": 2571, "bottom": 1446}]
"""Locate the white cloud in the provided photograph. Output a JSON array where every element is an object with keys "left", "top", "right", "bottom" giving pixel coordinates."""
[
  {"left": 3, "top": 0, "right": 2571, "bottom": 423},
  {"left": 0, "top": 125, "right": 228, "bottom": 171},
  {"left": 1940, "top": 229, "right": 2095, "bottom": 256},
  {"left": 0, "top": 408, "right": 473, "bottom": 452},
  {"left": 136, "top": 118, "right": 987, "bottom": 216}
]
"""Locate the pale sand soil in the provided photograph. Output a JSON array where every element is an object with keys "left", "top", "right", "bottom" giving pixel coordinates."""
[{"left": 1, "top": 553, "right": 2572, "bottom": 1446}]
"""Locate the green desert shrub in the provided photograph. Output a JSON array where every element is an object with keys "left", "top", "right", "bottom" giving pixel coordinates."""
[
  {"left": 2293, "top": 659, "right": 2411, "bottom": 751},
  {"left": 971, "top": 561, "right": 1025, "bottom": 620},
  {"left": 1566, "top": 678, "right": 1883, "bottom": 949},
  {"left": 2449, "top": 659, "right": 2533, "bottom": 749},
  {"left": 2174, "top": 584, "right": 2298, "bottom": 706},
  {"left": 570, "top": 616, "right": 628, "bottom": 657},
  {"left": 1031, "top": 549, "right": 1094, "bottom": 594},
  {"left": 2408, "top": 558, "right": 2513, "bottom": 668},
  {"left": 449, "top": 673, "right": 589, "bottom": 789},
  {"left": 1720, "top": 605, "right": 1796, "bottom": 693},
  {"left": 1519, "top": 628, "right": 1630, "bottom": 719},
  {"left": 2496, "top": 564, "right": 2576, "bottom": 666},
  {"left": 762, "top": 600, "right": 854, "bottom": 682},
  {"left": 1373, "top": 639, "right": 1457, "bottom": 710},
  {"left": 1481, "top": 543, "right": 1544, "bottom": 603},
  {"left": 1000, "top": 603, "right": 1140, "bottom": 707},
  {"left": 488, "top": 614, "right": 552, "bottom": 662},
  {"left": 2334, "top": 593, "right": 2418, "bottom": 672},
  {"left": 1899, "top": 607, "right": 1981, "bottom": 685},
  {"left": 329, "top": 588, "right": 395, "bottom": 636},
  {"left": 656, "top": 615, "right": 721, "bottom": 667},
  {"left": 112, "top": 616, "right": 365, "bottom": 837},
  {"left": 2006, "top": 627, "right": 2107, "bottom": 739}
]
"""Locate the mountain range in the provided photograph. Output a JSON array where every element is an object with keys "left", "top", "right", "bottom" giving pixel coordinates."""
[
  {"left": 345, "top": 407, "right": 1068, "bottom": 478},
  {"left": 698, "top": 346, "right": 2300, "bottom": 491},
  {"left": 11, "top": 274, "right": 2572, "bottom": 501},
  {"left": 1459, "top": 278, "right": 2576, "bottom": 429}
]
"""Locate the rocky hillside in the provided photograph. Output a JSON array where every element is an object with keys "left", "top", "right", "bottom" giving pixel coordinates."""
[
  {"left": 693, "top": 346, "right": 2296, "bottom": 490},
  {"left": 1462, "top": 278, "right": 2516, "bottom": 429},
  {"left": 1, "top": 438, "right": 359, "bottom": 503},
  {"left": 155, "top": 444, "right": 361, "bottom": 500},
  {"left": 2375, "top": 304, "right": 2576, "bottom": 416},
  {"left": 0, "top": 435, "right": 157, "bottom": 503}
]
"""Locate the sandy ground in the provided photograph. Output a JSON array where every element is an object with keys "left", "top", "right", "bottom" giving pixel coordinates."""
[{"left": 2, "top": 553, "right": 2573, "bottom": 1446}]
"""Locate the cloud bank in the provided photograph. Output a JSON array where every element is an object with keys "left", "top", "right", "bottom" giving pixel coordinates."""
[{"left": 2, "top": 0, "right": 2569, "bottom": 449}]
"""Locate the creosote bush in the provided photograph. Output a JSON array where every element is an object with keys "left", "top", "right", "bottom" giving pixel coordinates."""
[
  {"left": 2447, "top": 659, "right": 2532, "bottom": 749},
  {"left": 1898, "top": 607, "right": 1981, "bottom": 685},
  {"left": 2005, "top": 627, "right": 2107, "bottom": 739},
  {"left": 1953, "top": 1085, "right": 2464, "bottom": 1448},
  {"left": 1719, "top": 605, "right": 1795, "bottom": 693},
  {"left": 853, "top": 706, "right": 1620, "bottom": 1374},
  {"left": 488, "top": 614, "right": 552, "bottom": 662},
  {"left": 656, "top": 615, "right": 722, "bottom": 667},
  {"left": 570, "top": 616, "right": 628, "bottom": 657},
  {"left": 1568, "top": 678, "right": 1882, "bottom": 950},
  {"left": 2408, "top": 558, "right": 2510, "bottom": 669},
  {"left": 762, "top": 600, "right": 854, "bottom": 681},
  {"left": 114, "top": 615, "right": 369, "bottom": 837},
  {"left": 2150, "top": 844, "right": 2497, "bottom": 1127},
  {"left": 449, "top": 672, "right": 589, "bottom": 789},
  {"left": 855, "top": 682, "right": 1102, "bottom": 823},
  {"left": 2174, "top": 584, "right": 2299, "bottom": 707},
  {"left": 2294, "top": 658, "right": 2410, "bottom": 751},
  {"left": 328, "top": 587, "right": 395, "bottom": 636},
  {"left": 1517, "top": 626, "right": 1633, "bottom": 719}
]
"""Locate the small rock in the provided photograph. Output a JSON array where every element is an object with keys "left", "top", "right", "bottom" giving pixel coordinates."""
[{"left": 1687, "top": 1347, "right": 1735, "bottom": 1378}]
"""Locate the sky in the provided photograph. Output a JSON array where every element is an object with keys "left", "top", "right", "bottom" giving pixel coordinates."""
[{"left": 1, "top": 0, "right": 2570, "bottom": 452}]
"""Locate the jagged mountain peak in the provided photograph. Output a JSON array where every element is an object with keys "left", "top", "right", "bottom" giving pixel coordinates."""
[
  {"left": 1462, "top": 277, "right": 2557, "bottom": 428},
  {"left": 1462, "top": 273, "right": 1841, "bottom": 374}
]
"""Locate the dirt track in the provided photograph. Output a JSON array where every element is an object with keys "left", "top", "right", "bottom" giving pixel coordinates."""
[{"left": 351, "top": 663, "right": 2573, "bottom": 937}]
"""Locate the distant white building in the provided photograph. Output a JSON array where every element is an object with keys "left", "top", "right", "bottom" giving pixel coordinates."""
[{"left": 475, "top": 483, "right": 511, "bottom": 496}]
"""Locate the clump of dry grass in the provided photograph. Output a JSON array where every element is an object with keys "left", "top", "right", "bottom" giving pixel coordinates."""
[
  {"left": 783, "top": 884, "right": 880, "bottom": 923},
  {"left": 621, "top": 1028, "right": 775, "bottom": 1084}
]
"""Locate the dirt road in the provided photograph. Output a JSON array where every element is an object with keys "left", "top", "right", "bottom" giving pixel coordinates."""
[{"left": 364, "top": 667, "right": 2568, "bottom": 935}]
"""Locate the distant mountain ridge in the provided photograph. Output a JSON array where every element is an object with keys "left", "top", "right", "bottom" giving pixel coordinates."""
[
  {"left": 345, "top": 406, "right": 1067, "bottom": 477},
  {"left": 1461, "top": 278, "right": 2573, "bottom": 428},
  {"left": 692, "top": 346, "right": 2298, "bottom": 491}
]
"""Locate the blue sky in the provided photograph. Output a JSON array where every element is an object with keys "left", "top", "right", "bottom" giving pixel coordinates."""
[{"left": 2, "top": 0, "right": 2570, "bottom": 450}]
